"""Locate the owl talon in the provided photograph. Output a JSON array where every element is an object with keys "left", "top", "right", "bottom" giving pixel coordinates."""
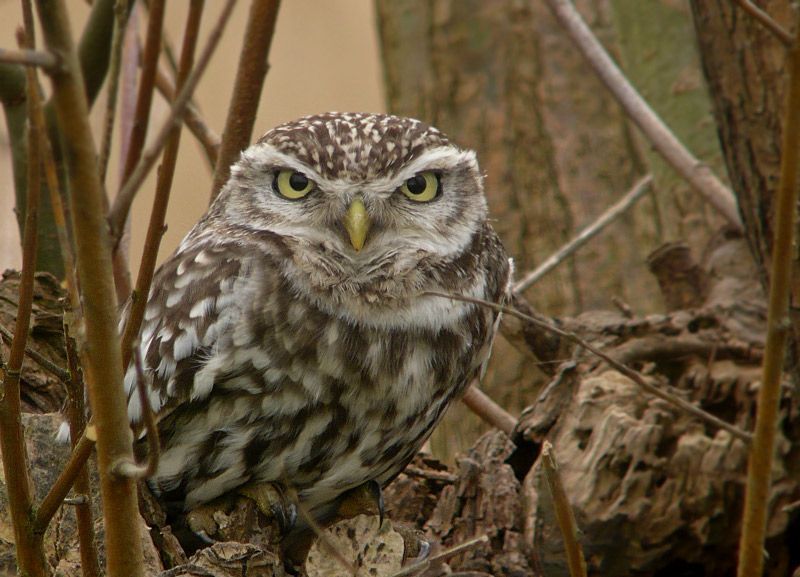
[
  {"left": 239, "top": 482, "right": 297, "bottom": 534},
  {"left": 334, "top": 479, "right": 385, "bottom": 524},
  {"left": 366, "top": 479, "right": 385, "bottom": 526},
  {"left": 272, "top": 499, "right": 298, "bottom": 534}
]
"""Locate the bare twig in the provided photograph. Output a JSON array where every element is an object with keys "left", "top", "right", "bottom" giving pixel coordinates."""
[
  {"left": 108, "top": 0, "right": 238, "bottom": 243},
  {"left": 154, "top": 67, "right": 220, "bottom": 167},
  {"left": 514, "top": 175, "right": 653, "bottom": 292},
  {"left": 35, "top": 1, "right": 145, "bottom": 575},
  {"left": 57, "top": 318, "right": 100, "bottom": 577},
  {"left": 0, "top": 46, "right": 58, "bottom": 69},
  {"left": 98, "top": 0, "right": 131, "bottom": 186},
  {"left": 113, "top": 345, "right": 160, "bottom": 478},
  {"left": 462, "top": 383, "right": 517, "bottom": 435},
  {"left": 26, "top": 40, "right": 80, "bottom": 312},
  {"left": 544, "top": 0, "right": 743, "bottom": 231},
  {"left": 34, "top": 431, "right": 96, "bottom": 530},
  {"left": 736, "top": 23, "right": 800, "bottom": 577},
  {"left": 287, "top": 485, "right": 358, "bottom": 575},
  {"left": 120, "top": 0, "right": 206, "bottom": 370},
  {"left": 426, "top": 291, "right": 753, "bottom": 444},
  {"left": 389, "top": 535, "right": 490, "bottom": 577},
  {"left": 110, "top": 0, "right": 166, "bottom": 302},
  {"left": 210, "top": 0, "right": 281, "bottom": 201},
  {"left": 117, "top": 0, "right": 164, "bottom": 199},
  {"left": 0, "top": 22, "right": 48, "bottom": 577},
  {"left": 734, "top": 0, "right": 793, "bottom": 46},
  {"left": 541, "top": 441, "right": 587, "bottom": 577}
]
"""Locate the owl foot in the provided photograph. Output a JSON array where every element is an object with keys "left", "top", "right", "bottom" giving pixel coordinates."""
[
  {"left": 185, "top": 482, "right": 296, "bottom": 546},
  {"left": 239, "top": 482, "right": 298, "bottom": 534}
]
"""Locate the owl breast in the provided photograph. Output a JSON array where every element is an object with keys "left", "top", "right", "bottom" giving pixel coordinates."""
[{"left": 142, "top": 229, "right": 504, "bottom": 514}]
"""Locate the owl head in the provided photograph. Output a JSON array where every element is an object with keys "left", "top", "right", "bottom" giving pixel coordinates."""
[{"left": 204, "top": 113, "right": 492, "bottom": 311}]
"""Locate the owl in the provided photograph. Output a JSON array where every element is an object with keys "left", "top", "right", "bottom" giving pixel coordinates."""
[{"left": 123, "top": 112, "right": 510, "bottom": 528}]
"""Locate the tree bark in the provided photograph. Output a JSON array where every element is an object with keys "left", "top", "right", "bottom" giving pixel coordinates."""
[
  {"left": 689, "top": 0, "right": 799, "bottom": 377},
  {"left": 689, "top": 0, "right": 793, "bottom": 281}
]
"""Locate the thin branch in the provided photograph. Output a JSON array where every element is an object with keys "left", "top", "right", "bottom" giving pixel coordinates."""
[
  {"left": 113, "top": 346, "right": 160, "bottom": 479},
  {"left": 27, "top": 45, "right": 80, "bottom": 312},
  {"left": 109, "top": 0, "right": 166, "bottom": 302},
  {"left": 734, "top": 0, "right": 793, "bottom": 46},
  {"left": 462, "top": 383, "right": 517, "bottom": 435},
  {"left": 736, "top": 22, "right": 800, "bottom": 577},
  {"left": 426, "top": 291, "right": 753, "bottom": 444},
  {"left": 388, "top": 535, "right": 490, "bottom": 577},
  {"left": 541, "top": 441, "right": 588, "bottom": 577},
  {"left": 287, "top": 485, "right": 358, "bottom": 575},
  {"left": 0, "top": 21, "right": 48, "bottom": 577},
  {"left": 544, "top": 0, "right": 743, "bottom": 231},
  {"left": 120, "top": 0, "right": 206, "bottom": 370},
  {"left": 154, "top": 67, "right": 220, "bottom": 168},
  {"left": 117, "top": 0, "right": 164, "bottom": 195},
  {"left": 34, "top": 431, "right": 96, "bottom": 531},
  {"left": 0, "top": 47, "right": 59, "bottom": 70},
  {"left": 514, "top": 175, "right": 653, "bottom": 293},
  {"left": 35, "top": 1, "right": 145, "bottom": 575},
  {"left": 210, "top": 0, "right": 281, "bottom": 201},
  {"left": 98, "top": 0, "right": 131, "bottom": 186},
  {"left": 56, "top": 318, "right": 100, "bottom": 577},
  {"left": 108, "top": 0, "right": 239, "bottom": 243}
]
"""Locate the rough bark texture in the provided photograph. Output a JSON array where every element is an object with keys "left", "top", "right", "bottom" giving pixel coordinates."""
[
  {"left": 689, "top": 0, "right": 800, "bottom": 390},
  {"left": 689, "top": 0, "right": 793, "bottom": 282},
  {"left": 0, "top": 270, "right": 67, "bottom": 414}
]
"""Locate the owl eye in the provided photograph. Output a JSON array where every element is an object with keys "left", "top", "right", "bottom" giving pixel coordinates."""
[
  {"left": 274, "top": 170, "right": 315, "bottom": 200},
  {"left": 400, "top": 172, "right": 440, "bottom": 202}
]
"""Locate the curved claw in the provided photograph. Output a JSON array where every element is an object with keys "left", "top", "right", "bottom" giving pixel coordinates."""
[{"left": 366, "top": 479, "right": 385, "bottom": 526}]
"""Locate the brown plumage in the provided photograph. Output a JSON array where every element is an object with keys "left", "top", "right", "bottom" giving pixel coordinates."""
[{"left": 122, "top": 112, "right": 510, "bottom": 522}]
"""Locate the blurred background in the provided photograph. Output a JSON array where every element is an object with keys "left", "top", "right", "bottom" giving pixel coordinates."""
[{"left": 0, "top": 0, "right": 386, "bottom": 272}]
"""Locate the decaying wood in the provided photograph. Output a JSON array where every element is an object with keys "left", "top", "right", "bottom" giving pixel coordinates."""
[{"left": 0, "top": 270, "right": 67, "bottom": 414}]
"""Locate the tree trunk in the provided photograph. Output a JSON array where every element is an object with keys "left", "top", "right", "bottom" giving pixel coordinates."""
[
  {"left": 689, "top": 0, "right": 798, "bottom": 375},
  {"left": 375, "top": 0, "right": 725, "bottom": 458}
]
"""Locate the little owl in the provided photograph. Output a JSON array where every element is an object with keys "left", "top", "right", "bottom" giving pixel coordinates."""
[{"left": 122, "top": 112, "right": 510, "bottom": 529}]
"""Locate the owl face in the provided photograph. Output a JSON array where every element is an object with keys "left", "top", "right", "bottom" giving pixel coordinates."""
[{"left": 213, "top": 113, "right": 488, "bottom": 275}]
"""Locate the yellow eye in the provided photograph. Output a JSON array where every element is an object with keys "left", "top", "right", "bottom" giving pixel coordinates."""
[
  {"left": 274, "top": 170, "right": 314, "bottom": 200},
  {"left": 400, "top": 172, "right": 439, "bottom": 202}
]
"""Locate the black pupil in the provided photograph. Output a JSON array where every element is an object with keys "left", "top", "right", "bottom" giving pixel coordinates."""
[
  {"left": 406, "top": 175, "right": 428, "bottom": 195},
  {"left": 289, "top": 172, "right": 308, "bottom": 191}
]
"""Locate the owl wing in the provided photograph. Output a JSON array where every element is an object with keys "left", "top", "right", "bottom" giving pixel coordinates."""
[{"left": 123, "top": 240, "right": 256, "bottom": 428}]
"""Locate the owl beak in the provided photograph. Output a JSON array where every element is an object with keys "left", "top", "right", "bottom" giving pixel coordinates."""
[{"left": 344, "top": 198, "right": 370, "bottom": 251}]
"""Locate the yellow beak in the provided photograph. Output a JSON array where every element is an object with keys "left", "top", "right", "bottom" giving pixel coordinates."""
[{"left": 344, "top": 198, "right": 370, "bottom": 251}]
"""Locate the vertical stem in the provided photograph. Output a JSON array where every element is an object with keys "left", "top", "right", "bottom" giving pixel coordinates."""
[
  {"left": 736, "top": 26, "right": 800, "bottom": 577},
  {"left": 0, "top": 19, "right": 48, "bottom": 577},
  {"left": 541, "top": 442, "right": 587, "bottom": 577},
  {"left": 209, "top": 0, "right": 280, "bottom": 201},
  {"left": 121, "top": 0, "right": 206, "bottom": 367},
  {"left": 62, "top": 321, "right": 100, "bottom": 577},
  {"left": 110, "top": 0, "right": 166, "bottom": 302},
  {"left": 34, "top": 2, "right": 144, "bottom": 576}
]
